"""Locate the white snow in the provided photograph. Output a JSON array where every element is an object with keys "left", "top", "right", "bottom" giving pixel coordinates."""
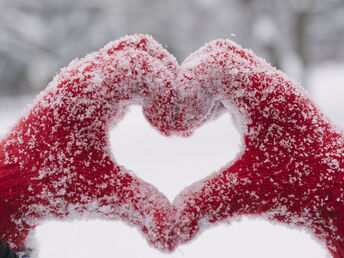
[{"left": 1, "top": 60, "right": 343, "bottom": 258}]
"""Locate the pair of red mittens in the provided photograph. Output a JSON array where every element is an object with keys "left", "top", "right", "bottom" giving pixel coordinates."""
[{"left": 1, "top": 34, "right": 343, "bottom": 258}]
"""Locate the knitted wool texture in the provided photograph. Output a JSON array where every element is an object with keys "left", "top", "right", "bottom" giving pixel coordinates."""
[
  {"left": 172, "top": 39, "right": 344, "bottom": 258},
  {"left": 0, "top": 34, "right": 179, "bottom": 252}
]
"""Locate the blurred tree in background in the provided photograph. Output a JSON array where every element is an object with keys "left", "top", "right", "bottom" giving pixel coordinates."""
[{"left": 0, "top": 0, "right": 343, "bottom": 95}]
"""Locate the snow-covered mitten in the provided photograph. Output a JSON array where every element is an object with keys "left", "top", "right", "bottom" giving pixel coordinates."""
[
  {"left": 0, "top": 34, "right": 178, "bottom": 252},
  {"left": 172, "top": 39, "right": 344, "bottom": 257}
]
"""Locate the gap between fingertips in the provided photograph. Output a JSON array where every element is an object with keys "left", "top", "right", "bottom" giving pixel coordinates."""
[{"left": 109, "top": 105, "right": 241, "bottom": 202}]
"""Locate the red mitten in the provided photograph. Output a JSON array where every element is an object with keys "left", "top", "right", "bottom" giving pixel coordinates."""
[
  {"left": 172, "top": 39, "right": 344, "bottom": 257},
  {"left": 0, "top": 34, "right": 178, "bottom": 251}
]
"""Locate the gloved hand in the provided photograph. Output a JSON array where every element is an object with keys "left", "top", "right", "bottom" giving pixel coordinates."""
[
  {"left": 0, "top": 34, "right": 179, "bottom": 252},
  {"left": 171, "top": 39, "right": 344, "bottom": 257}
]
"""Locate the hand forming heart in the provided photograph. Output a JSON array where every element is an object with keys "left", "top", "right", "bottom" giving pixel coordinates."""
[
  {"left": 0, "top": 35, "right": 343, "bottom": 258},
  {"left": 172, "top": 40, "right": 344, "bottom": 258},
  {"left": 0, "top": 34, "right": 179, "bottom": 252}
]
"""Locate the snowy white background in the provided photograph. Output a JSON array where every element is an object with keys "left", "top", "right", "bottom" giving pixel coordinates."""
[{"left": 0, "top": 63, "right": 343, "bottom": 257}]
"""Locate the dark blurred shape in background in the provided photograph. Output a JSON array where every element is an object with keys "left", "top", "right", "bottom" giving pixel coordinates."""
[{"left": 0, "top": 0, "right": 343, "bottom": 96}]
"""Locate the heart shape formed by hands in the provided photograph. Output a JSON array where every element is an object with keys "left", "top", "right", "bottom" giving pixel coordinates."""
[{"left": 0, "top": 35, "right": 343, "bottom": 258}]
